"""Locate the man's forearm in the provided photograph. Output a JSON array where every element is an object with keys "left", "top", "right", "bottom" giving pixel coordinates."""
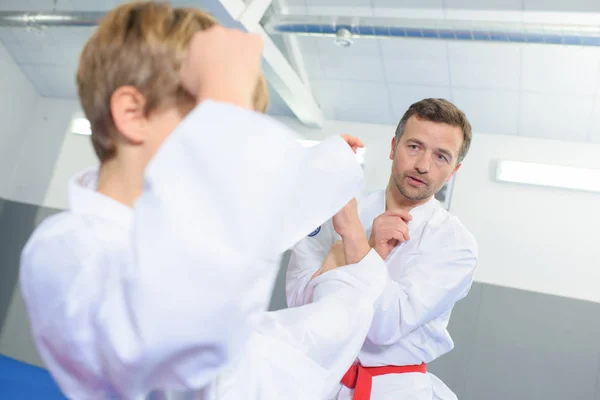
[{"left": 341, "top": 224, "right": 371, "bottom": 265}]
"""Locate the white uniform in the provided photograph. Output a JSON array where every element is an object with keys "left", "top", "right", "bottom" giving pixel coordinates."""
[
  {"left": 287, "top": 190, "right": 479, "bottom": 400},
  {"left": 20, "top": 101, "right": 386, "bottom": 399}
]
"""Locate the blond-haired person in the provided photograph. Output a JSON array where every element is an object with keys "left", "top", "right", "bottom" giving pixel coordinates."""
[{"left": 20, "top": 2, "right": 389, "bottom": 399}]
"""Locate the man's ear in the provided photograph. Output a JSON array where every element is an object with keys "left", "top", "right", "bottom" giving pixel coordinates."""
[
  {"left": 389, "top": 136, "right": 397, "bottom": 161},
  {"left": 446, "top": 163, "right": 461, "bottom": 182},
  {"left": 110, "top": 86, "right": 148, "bottom": 144}
]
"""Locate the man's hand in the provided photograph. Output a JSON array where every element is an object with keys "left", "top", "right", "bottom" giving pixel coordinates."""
[
  {"left": 180, "top": 25, "right": 264, "bottom": 110},
  {"left": 340, "top": 134, "right": 364, "bottom": 154},
  {"left": 311, "top": 241, "right": 346, "bottom": 280},
  {"left": 369, "top": 210, "right": 412, "bottom": 260}
]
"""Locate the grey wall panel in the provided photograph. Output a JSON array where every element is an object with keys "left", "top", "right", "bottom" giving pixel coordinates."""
[
  {"left": 428, "top": 282, "right": 483, "bottom": 399},
  {"left": 268, "top": 250, "right": 291, "bottom": 311},
  {"left": 0, "top": 284, "right": 45, "bottom": 367},
  {"left": 463, "top": 284, "right": 600, "bottom": 400},
  {"left": 0, "top": 198, "right": 61, "bottom": 366},
  {"left": 0, "top": 198, "right": 38, "bottom": 331}
]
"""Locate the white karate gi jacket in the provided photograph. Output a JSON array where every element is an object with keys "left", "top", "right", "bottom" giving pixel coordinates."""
[
  {"left": 287, "top": 190, "right": 479, "bottom": 400},
  {"left": 20, "top": 101, "right": 386, "bottom": 399}
]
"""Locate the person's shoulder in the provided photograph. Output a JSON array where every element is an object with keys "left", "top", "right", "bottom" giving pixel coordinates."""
[
  {"left": 22, "top": 211, "right": 85, "bottom": 261},
  {"left": 20, "top": 211, "right": 94, "bottom": 302},
  {"left": 427, "top": 204, "right": 478, "bottom": 254}
]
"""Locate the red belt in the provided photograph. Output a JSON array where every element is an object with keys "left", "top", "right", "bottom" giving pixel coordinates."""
[{"left": 341, "top": 362, "right": 427, "bottom": 400}]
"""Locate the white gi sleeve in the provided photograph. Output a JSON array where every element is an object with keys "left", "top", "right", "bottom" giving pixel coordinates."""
[{"left": 285, "top": 219, "right": 338, "bottom": 308}]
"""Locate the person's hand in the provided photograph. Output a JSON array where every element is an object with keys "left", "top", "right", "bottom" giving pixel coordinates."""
[
  {"left": 340, "top": 134, "right": 364, "bottom": 154},
  {"left": 369, "top": 210, "right": 412, "bottom": 260},
  {"left": 311, "top": 241, "right": 346, "bottom": 280},
  {"left": 180, "top": 25, "right": 264, "bottom": 109}
]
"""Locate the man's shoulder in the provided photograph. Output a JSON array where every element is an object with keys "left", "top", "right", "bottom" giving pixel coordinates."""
[{"left": 427, "top": 206, "right": 478, "bottom": 253}]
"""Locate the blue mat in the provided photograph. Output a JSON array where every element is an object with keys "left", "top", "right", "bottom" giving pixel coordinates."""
[{"left": 0, "top": 355, "right": 66, "bottom": 399}]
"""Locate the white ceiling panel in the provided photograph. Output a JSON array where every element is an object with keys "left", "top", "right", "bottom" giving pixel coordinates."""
[
  {"left": 282, "top": 0, "right": 308, "bottom": 14},
  {"left": 315, "top": 38, "right": 385, "bottom": 82},
  {"left": 524, "top": 0, "right": 600, "bottom": 13},
  {"left": 7, "top": 28, "right": 66, "bottom": 65},
  {"left": 295, "top": 37, "right": 327, "bottom": 80},
  {"left": 62, "top": 0, "right": 123, "bottom": 11},
  {"left": 445, "top": 9, "right": 524, "bottom": 22},
  {"left": 445, "top": 0, "right": 524, "bottom": 22},
  {"left": 0, "top": 0, "right": 44, "bottom": 12},
  {"left": 448, "top": 41, "right": 521, "bottom": 91},
  {"left": 312, "top": 80, "right": 393, "bottom": 124},
  {"left": 523, "top": 0, "right": 600, "bottom": 24},
  {"left": 305, "top": 0, "right": 373, "bottom": 17},
  {"left": 520, "top": 92, "right": 594, "bottom": 142},
  {"left": 372, "top": 0, "right": 444, "bottom": 19},
  {"left": 380, "top": 39, "right": 450, "bottom": 86},
  {"left": 522, "top": 45, "right": 600, "bottom": 96},
  {"left": 452, "top": 88, "right": 520, "bottom": 135},
  {"left": 445, "top": 0, "right": 523, "bottom": 10},
  {"left": 387, "top": 84, "right": 451, "bottom": 122},
  {"left": 523, "top": 11, "right": 600, "bottom": 25}
]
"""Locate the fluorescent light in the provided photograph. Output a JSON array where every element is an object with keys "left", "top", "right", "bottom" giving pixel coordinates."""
[
  {"left": 298, "top": 139, "right": 366, "bottom": 164},
  {"left": 70, "top": 117, "right": 91, "bottom": 136},
  {"left": 495, "top": 160, "right": 600, "bottom": 193}
]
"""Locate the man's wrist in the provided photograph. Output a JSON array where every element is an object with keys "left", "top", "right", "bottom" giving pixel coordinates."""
[{"left": 340, "top": 225, "right": 371, "bottom": 264}]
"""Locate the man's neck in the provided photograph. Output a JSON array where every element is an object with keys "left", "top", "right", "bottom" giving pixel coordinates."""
[
  {"left": 385, "top": 185, "right": 432, "bottom": 213},
  {"left": 96, "top": 156, "right": 144, "bottom": 208}
]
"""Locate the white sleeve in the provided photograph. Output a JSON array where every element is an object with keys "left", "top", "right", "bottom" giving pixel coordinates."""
[
  {"left": 91, "top": 101, "right": 365, "bottom": 396},
  {"left": 366, "top": 224, "right": 478, "bottom": 346},
  {"left": 215, "top": 249, "right": 388, "bottom": 400},
  {"left": 285, "top": 220, "right": 338, "bottom": 307}
]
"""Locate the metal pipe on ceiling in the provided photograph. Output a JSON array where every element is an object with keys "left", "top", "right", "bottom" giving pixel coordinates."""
[
  {"left": 0, "top": 11, "right": 104, "bottom": 28},
  {"left": 264, "top": 14, "right": 600, "bottom": 47}
]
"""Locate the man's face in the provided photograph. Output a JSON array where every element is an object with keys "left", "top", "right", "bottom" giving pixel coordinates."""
[{"left": 389, "top": 115, "right": 463, "bottom": 202}]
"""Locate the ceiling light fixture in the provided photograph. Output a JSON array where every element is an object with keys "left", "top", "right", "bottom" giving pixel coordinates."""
[{"left": 334, "top": 27, "right": 353, "bottom": 47}]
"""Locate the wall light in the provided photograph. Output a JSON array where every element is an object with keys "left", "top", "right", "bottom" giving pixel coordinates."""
[
  {"left": 70, "top": 117, "right": 91, "bottom": 136},
  {"left": 495, "top": 160, "right": 600, "bottom": 193}
]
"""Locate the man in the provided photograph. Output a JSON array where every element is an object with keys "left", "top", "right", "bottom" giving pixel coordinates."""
[
  {"left": 19, "top": 2, "right": 388, "bottom": 399},
  {"left": 287, "top": 98, "right": 479, "bottom": 400}
]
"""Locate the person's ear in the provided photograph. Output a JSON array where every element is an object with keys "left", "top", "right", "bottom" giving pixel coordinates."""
[{"left": 110, "top": 86, "right": 149, "bottom": 144}]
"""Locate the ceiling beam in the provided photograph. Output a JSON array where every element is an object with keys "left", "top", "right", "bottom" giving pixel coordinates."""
[
  {"left": 271, "top": 0, "right": 313, "bottom": 93},
  {"left": 237, "top": 0, "right": 273, "bottom": 27},
  {"left": 207, "top": 0, "right": 324, "bottom": 127}
]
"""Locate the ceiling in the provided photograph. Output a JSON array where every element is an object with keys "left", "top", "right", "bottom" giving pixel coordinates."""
[{"left": 2, "top": 0, "right": 600, "bottom": 145}]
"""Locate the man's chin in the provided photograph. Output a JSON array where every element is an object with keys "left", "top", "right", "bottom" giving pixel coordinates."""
[{"left": 397, "top": 185, "right": 430, "bottom": 202}]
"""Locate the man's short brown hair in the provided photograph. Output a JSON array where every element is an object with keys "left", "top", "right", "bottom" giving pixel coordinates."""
[
  {"left": 77, "top": 1, "right": 268, "bottom": 162},
  {"left": 394, "top": 98, "right": 472, "bottom": 163}
]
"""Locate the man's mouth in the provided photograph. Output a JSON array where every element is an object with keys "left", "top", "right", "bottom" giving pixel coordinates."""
[{"left": 406, "top": 175, "right": 427, "bottom": 186}]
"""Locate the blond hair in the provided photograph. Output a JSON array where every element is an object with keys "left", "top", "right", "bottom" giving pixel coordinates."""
[{"left": 77, "top": 1, "right": 268, "bottom": 162}]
